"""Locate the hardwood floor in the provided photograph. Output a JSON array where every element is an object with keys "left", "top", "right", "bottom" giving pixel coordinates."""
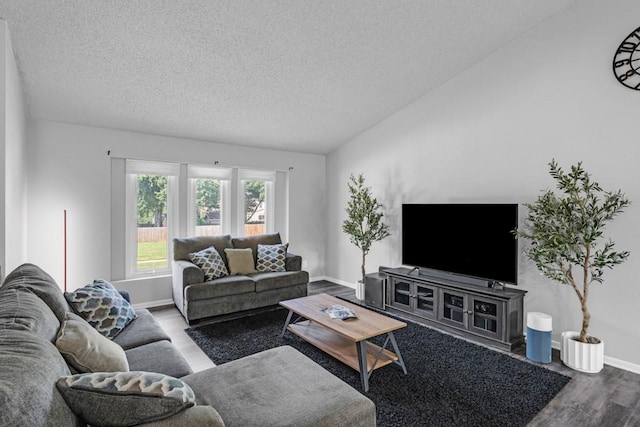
[{"left": 151, "top": 280, "right": 640, "bottom": 427}]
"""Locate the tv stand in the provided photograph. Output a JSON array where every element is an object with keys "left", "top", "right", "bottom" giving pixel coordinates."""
[
  {"left": 383, "top": 267, "right": 527, "bottom": 351},
  {"left": 407, "top": 266, "right": 419, "bottom": 275}
]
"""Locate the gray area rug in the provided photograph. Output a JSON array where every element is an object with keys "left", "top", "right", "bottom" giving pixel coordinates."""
[{"left": 186, "top": 307, "right": 570, "bottom": 427}]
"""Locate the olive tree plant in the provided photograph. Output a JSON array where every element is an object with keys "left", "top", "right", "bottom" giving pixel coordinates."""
[
  {"left": 342, "top": 173, "right": 391, "bottom": 284},
  {"left": 515, "top": 160, "right": 630, "bottom": 343}
]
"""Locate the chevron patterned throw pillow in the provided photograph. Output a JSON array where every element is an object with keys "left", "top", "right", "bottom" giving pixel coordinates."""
[
  {"left": 64, "top": 280, "right": 137, "bottom": 339},
  {"left": 189, "top": 246, "right": 229, "bottom": 281},
  {"left": 56, "top": 371, "right": 196, "bottom": 426},
  {"left": 256, "top": 243, "right": 288, "bottom": 272}
]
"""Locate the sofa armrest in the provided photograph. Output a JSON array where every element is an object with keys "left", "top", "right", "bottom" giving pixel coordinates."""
[
  {"left": 172, "top": 260, "right": 205, "bottom": 316},
  {"left": 140, "top": 405, "right": 224, "bottom": 427},
  {"left": 173, "top": 260, "right": 205, "bottom": 287},
  {"left": 285, "top": 253, "right": 302, "bottom": 271}
]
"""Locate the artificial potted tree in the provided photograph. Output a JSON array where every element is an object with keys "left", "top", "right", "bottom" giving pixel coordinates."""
[
  {"left": 516, "top": 160, "right": 630, "bottom": 373},
  {"left": 342, "top": 173, "right": 391, "bottom": 300}
]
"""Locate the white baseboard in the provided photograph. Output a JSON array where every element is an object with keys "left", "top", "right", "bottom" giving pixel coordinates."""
[
  {"left": 313, "top": 276, "right": 355, "bottom": 289},
  {"left": 133, "top": 299, "right": 174, "bottom": 310},
  {"left": 537, "top": 339, "right": 640, "bottom": 374},
  {"left": 603, "top": 355, "right": 640, "bottom": 374}
]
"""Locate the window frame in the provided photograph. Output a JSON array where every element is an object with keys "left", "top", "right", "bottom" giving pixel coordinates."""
[
  {"left": 125, "top": 160, "right": 180, "bottom": 279},
  {"left": 187, "top": 165, "right": 233, "bottom": 236},
  {"left": 238, "top": 169, "right": 276, "bottom": 236}
]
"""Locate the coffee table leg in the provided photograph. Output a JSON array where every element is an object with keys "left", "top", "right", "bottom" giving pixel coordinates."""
[
  {"left": 281, "top": 310, "right": 293, "bottom": 337},
  {"left": 388, "top": 332, "right": 407, "bottom": 375},
  {"left": 356, "top": 341, "right": 369, "bottom": 392}
]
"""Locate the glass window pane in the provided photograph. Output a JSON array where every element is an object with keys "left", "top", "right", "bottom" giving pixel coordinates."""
[
  {"left": 195, "top": 179, "right": 222, "bottom": 236},
  {"left": 244, "top": 180, "right": 266, "bottom": 236},
  {"left": 136, "top": 174, "right": 168, "bottom": 271}
]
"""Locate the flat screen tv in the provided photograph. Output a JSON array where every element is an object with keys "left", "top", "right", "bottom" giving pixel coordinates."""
[{"left": 402, "top": 203, "right": 518, "bottom": 285}]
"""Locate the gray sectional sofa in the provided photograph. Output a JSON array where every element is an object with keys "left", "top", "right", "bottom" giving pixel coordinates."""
[
  {"left": 172, "top": 233, "right": 309, "bottom": 324},
  {"left": 0, "top": 263, "right": 375, "bottom": 426}
]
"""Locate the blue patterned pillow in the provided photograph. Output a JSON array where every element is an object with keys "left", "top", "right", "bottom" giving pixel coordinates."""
[
  {"left": 189, "top": 246, "right": 228, "bottom": 281},
  {"left": 256, "top": 243, "right": 288, "bottom": 272},
  {"left": 56, "top": 371, "right": 196, "bottom": 426},
  {"left": 65, "top": 280, "right": 137, "bottom": 339}
]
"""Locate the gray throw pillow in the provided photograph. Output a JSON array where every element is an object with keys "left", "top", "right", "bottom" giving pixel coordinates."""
[
  {"left": 56, "top": 371, "right": 196, "bottom": 427},
  {"left": 65, "top": 279, "right": 137, "bottom": 339},
  {"left": 189, "top": 246, "right": 229, "bottom": 281},
  {"left": 256, "top": 243, "right": 288, "bottom": 272},
  {"left": 56, "top": 312, "right": 129, "bottom": 373}
]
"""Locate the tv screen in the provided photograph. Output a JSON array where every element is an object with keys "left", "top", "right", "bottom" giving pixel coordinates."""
[{"left": 402, "top": 204, "right": 518, "bottom": 285}]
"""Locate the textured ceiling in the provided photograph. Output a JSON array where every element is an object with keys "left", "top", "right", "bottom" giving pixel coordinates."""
[{"left": 0, "top": 1, "right": 576, "bottom": 154}]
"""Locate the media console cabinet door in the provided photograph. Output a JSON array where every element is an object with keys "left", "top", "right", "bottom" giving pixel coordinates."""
[
  {"left": 468, "top": 296, "right": 504, "bottom": 341},
  {"left": 439, "top": 289, "right": 468, "bottom": 328},
  {"left": 389, "top": 277, "right": 412, "bottom": 311},
  {"left": 414, "top": 283, "right": 436, "bottom": 318},
  {"left": 388, "top": 277, "right": 436, "bottom": 318}
]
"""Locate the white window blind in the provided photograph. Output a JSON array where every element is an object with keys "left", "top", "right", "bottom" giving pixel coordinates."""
[
  {"left": 188, "top": 165, "right": 233, "bottom": 180},
  {"left": 126, "top": 159, "right": 180, "bottom": 176},
  {"left": 238, "top": 169, "right": 276, "bottom": 181}
]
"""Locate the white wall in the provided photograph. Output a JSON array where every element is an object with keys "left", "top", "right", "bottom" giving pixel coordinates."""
[
  {"left": 0, "top": 23, "right": 7, "bottom": 278},
  {"left": 326, "top": 0, "right": 640, "bottom": 368},
  {"left": 0, "top": 21, "right": 27, "bottom": 277},
  {"left": 26, "top": 120, "right": 325, "bottom": 303}
]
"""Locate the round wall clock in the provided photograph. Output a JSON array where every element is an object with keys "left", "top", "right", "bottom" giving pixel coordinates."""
[{"left": 613, "top": 26, "right": 640, "bottom": 90}]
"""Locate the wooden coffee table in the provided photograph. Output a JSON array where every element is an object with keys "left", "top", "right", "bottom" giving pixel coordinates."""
[{"left": 280, "top": 293, "right": 407, "bottom": 392}]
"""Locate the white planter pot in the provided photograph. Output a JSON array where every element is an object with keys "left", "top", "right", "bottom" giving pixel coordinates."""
[
  {"left": 355, "top": 280, "right": 365, "bottom": 300},
  {"left": 560, "top": 331, "right": 604, "bottom": 373}
]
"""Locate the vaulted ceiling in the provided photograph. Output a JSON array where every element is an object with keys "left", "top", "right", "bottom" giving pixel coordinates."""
[{"left": 0, "top": 1, "right": 577, "bottom": 154}]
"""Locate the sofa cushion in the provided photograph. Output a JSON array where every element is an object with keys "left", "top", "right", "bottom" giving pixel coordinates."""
[
  {"left": 57, "top": 371, "right": 196, "bottom": 427},
  {"left": 125, "top": 340, "right": 193, "bottom": 378},
  {"left": 112, "top": 308, "right": 172, "bottom": 350},
  {"left": 65, "top": 279, "right": 137, "bottom": 339},
  {"left": 189, "top": 246, "right": 228, "bottom": 280},
  {"left": 224, "top": 248, "right": 257, "bottom": 275},
  {"left": 173, "top": 235, "right": 233, "bottom": 264},
  {"left": 231, "top": 232, "right": 282, "bottom": 265},
  {"left": 0, "top": 286, "right": 60, "bottom": 342},
  {"left": 2, "top": 263, "right": 71, "bottom": 323},
  {"left": 185, "top": 276, "right": 256, "bottom": 300},
  {"left": 252, "top": 271, "right": 310, "bottom": 292},
  {"left": 182, "top": 346, "right": 376, "bottom": 427},
  {"left": 141, "top": 405, "right": 225, "bottom": 426},
  {"left": 256, "top": 243, "right": 288, "bottom": 272},
  {"left": 56, "top": 312, "right": 129, "bottom": 373},
  {"left": 0, "top": 328, "right": 77, "bottom": 426}
]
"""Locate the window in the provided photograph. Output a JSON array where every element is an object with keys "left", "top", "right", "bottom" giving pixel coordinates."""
[
  {"left": 239, "top": 169, "right": 275, "bottom": 236},
  {"left": 126, "top": 160, "right": 179, "bottom": 278},
  {"left": 244, "top": 180, "right": 266, "bottom": 235},
  {"left": 196, "top": 179, "right": 221, "bottom": 228},
  {"left": 187, "top": 165, "right": 232, "bottom": 237},
  {"left": 136, "top": 174, "right": 168, "bottom": 268}
]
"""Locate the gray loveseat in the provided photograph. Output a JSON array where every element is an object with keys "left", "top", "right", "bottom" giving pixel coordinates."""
[
  {"left": 172, "top": 233, "right": 309, "bottom": 324},
  {"left": 0, "top": 263, "right": 375, "bottom": 426}
]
